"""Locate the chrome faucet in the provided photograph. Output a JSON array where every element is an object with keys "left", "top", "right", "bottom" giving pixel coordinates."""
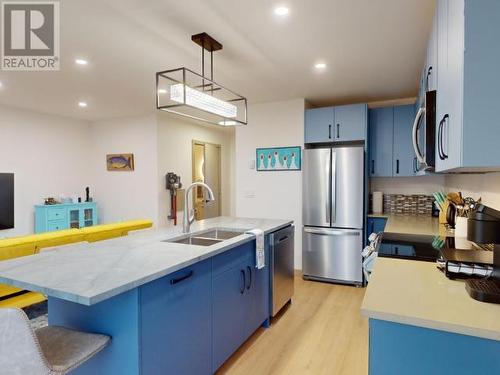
[{"left": 183, "top": 182, "right": 215, "bottom": 233}]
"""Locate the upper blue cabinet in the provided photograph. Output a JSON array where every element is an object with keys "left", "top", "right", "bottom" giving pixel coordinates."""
[
  {"left": 433, "top": 0, "right": 500, "bottom": 172},
  {"left": 305, "top": 104, "right": 367, "bottom": 144},
  {"left": 369, "top": 104, "right": 416, "bottom": 178}
]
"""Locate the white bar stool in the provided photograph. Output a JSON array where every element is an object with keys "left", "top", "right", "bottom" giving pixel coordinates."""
[{"left": 0, "top": 308, "right": 110, "bottom": 374}]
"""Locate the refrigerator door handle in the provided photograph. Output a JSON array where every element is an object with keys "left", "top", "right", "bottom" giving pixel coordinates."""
[
  {"left": 325, "top": 150, "right": 331, "bottom": 224},
  {"left": 331, "top": 150, "right": 336, "bottom": 225},
  {"left": 304, "top": 228, "right": 361, "bottom": 236}
]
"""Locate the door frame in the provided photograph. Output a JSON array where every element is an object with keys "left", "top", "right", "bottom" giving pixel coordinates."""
[{"left": 192, "top": 140, "right": 222, "bottom": 218}]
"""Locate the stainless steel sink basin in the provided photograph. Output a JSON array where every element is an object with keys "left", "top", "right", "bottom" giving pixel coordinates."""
[
  {"left": 197, "top": 228, "right": 245, "bottom": 240},
  {"left": 164, "top": 228, "right": 246, "bottom": 246},
  {"left": 168, "top": 236, "right": 223, "bottom": 246}
]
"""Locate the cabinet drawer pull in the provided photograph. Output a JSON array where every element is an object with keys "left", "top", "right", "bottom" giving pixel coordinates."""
[
  {"left": 170, "top": 270, "right": 193, "bottom": 285},
  {"left": 246, "top": 266, "right": 252, "bottom": 290},
  {"left": 240, "top": 269, "right": 245, "bottom": 294},
  {"left": 438, "top": 116, "right": 445, "bottom": 160},
  {"left": 336, "top": 124, "right": 340, "bottom": 139},
  {"left": 396, "top": 159, "right": 400, "bottom": 174},
  {"left": 371, "top": 160, "right": 375, "bottom": 175},
  {"left": 328, "top": 124, "right": 332, "bottom": 139}
]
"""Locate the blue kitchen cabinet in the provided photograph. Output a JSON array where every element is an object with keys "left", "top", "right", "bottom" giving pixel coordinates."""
[
  {"left": 367, "top": 217, "right": 387, "bottom": 238},
  {"left": 305, "top": 107, "right": 334, "bottom": 143},
  {"left": 368, "top": 108, "right": 393, "bottom": 177},
  {"left": 305, "top": 104, "right": 367, "bottom": 143},
  {"left": 393, "top": 105, "right": 416, "bottom": 177},
  {"left": 333, "top": 104, "right": 368, "bottom": 142},
  {"left": 212, "top": 240, "right": 269, "bottom": 372},
  {"left": 140, "top": 259, "right": 212, "bottom": 375},
  {"left": 433, "top": 0, "right": 500, "bottom": 172},
  {"left": 34, "top": 202, "right": 98, "bottom": 233}
]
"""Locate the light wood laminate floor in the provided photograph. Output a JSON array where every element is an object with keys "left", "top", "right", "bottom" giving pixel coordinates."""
[{"left": 217, "top": 273, "right": 368, "bottom": 375}]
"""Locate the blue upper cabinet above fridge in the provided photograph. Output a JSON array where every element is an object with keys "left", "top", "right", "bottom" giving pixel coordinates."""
[
  {"left": 305, "top": 104, "right": 367, "bottom": 144},
  {"left": 305, "top": 107, "right": 334, "bottom": 143}
]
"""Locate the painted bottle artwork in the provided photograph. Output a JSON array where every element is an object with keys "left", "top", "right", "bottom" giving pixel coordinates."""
[{"left": 256, "top": 147, "right": 301, "bottom": 171}]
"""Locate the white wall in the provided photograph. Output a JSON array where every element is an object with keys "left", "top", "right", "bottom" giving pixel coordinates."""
[
  {"left": 156, "top": 112, "right": 235, "bottom": 228},
  {"left": 0, "top": 105, "right": 91, "bottom": 236},
  {"left": 445, "top": 173, "right": 500, "bottom": 210},
  {"left": 89, "top": 115, "right": 159, "bottom": 225},
  {"left": 235, "top": 99, "right": 305, "bottom": 269},
  {"left": 370, "top": 175, "right": 446, "bottom": 195}
]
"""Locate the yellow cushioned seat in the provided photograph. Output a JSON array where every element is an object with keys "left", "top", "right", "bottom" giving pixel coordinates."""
[
  {"left": 31, "top": 229, "right": 85, "bottom": 252},
  {"left": 0, "top": 242, "right": 37, "bottom": 298},
  {"left": 0, "top": 291, "right": 46, "bottom": 308}
]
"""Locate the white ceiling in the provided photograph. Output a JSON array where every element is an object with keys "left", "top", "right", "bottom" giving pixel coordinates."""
[{"left": 0, "top": 0, "right": 435, "bottom": 121}]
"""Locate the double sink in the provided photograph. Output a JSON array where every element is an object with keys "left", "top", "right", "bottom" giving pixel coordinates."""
[{"left": 165, "top": 228, "right": 247, "bottom": 247}]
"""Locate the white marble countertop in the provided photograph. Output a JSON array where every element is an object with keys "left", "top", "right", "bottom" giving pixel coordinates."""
[
  {"left": 0, "top": 217, "right": 292, "bottom": 306},
  {"left": 361, "top": 257, "right": 500, "bottom": 341}
]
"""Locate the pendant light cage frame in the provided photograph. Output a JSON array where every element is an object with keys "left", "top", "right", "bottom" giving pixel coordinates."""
[{"left": 156, "top": 67, "right": 247, "bottom": 126}]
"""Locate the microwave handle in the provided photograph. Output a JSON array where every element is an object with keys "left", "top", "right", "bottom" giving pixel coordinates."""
[{"left": 412, "top": 107, "right": 426, "bottom": 163}]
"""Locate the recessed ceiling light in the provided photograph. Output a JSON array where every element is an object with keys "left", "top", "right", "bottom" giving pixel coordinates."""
[
  {"left": 314, "top": 62, "right": 327, "bottom": 70},
  {"left": 78, "top": 101, "right": 88, "bottom": 108},
  {"left": 158, "top": 89, "right": 167, "bottom": 94},
  {"left": 218, "top": 120, "right": 237, "bottom": 126},
  {"left": 274, "top": 6, "right": 289, "bottom": 16},
  {"left": 75, "top": 59, "right": 88, "bottom": 65}
]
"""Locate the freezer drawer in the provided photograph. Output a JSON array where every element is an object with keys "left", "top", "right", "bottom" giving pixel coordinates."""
[{"left": 302, "top": 227, "right": 363, "bottom": 284}]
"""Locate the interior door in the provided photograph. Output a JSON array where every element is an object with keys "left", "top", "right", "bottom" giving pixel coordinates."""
[
  {"left": 302, "top": 227, "right": 363, "bottom": 283},
  {"left": 331, "top": 146, "right": 364, "bottom": 229},
  {"left": 192, "top": 141, "right": 221, "bottom": 219},
  {"left": 303, "top": 148, "right": 331, "bottom": 227}
]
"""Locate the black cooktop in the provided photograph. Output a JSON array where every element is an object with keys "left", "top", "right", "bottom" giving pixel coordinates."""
[{"left": 377, "top": 233, "right": 456, "bottom": 262}]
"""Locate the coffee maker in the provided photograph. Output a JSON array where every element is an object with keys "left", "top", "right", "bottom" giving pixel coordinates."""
[{"left": 466, "top": 204, "right": 500, "bottom": 303}]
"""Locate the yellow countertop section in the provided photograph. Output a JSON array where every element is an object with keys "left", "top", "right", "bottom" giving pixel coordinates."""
[
  {"left": 361, "top": 257, "right": 500, "bottom": 341},
  {"left": 368, "top": 213, "right": 452, "bottom": 237}
]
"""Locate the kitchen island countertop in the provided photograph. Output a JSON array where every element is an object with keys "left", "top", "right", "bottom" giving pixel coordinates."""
[
  {"left": 361, "top": 257, "right": 500, "bottom": 341},
  {"left": 0, "top": 217, "right": 292, "bottom": 305}
]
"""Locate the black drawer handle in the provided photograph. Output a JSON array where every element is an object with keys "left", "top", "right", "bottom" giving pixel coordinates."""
[
  {"left": 396, "top": 159, "right": 400, "bottom": 174},
  {"left": 328, "top": 124, "right": 332, "bottom": 139},
  {"left": 246, "top": 266, "right": 252, "bottom": 290},
  {"left": 278, "top": 235, "right": 289, "bottom": 243},
  {"left": 442, "top": 114, "right": 449, "bottom": 159},
  {"left": 336, "top": 124, "right": 340, "bottom": 139},
  {"left": 371, "top": 160, "right": 375, "bottom": 174},
  {"left": 240, "top": 270, "right": 245, "bottom": 294},
  {"left": 170, "top": 270, "right": 193, "bottom": 285}
]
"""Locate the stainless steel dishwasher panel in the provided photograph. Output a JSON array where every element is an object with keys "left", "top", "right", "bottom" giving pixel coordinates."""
[{"left": 270, "top": 225, "right": 295, "bottom": 317}]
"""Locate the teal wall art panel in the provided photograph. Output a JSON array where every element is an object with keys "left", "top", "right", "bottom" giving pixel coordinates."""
[{"left": 256, "top": 146, "right": 301, "bottom": 171}]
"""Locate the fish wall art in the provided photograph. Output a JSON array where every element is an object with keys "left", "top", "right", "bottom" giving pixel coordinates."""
[{"left": 106, "top": 153, "right": 135, "bottom": 171}]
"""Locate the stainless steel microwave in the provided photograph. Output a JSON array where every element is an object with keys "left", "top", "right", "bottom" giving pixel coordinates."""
[{"left": 412, "top": 90, "right": 436, "bottom": 173}]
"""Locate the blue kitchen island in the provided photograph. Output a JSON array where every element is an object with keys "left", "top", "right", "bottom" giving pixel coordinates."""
[
  {"left": 362, "top": 257, "right": 500, "bottom": 375},
  {"left": 0, "top": 217, "right": 293, "bottom": 374}
]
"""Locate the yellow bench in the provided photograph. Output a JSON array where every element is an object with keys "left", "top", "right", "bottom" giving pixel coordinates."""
[{"left": 0, "top": 220, "right": 153, "bottom": 308}]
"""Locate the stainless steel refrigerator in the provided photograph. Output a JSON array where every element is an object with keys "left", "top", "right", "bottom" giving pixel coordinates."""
[{"left": 302, "top": 145, "right": 364, "bottom": 285}]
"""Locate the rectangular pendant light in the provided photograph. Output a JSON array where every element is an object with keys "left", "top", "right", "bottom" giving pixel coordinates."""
[
  {"left": 156, "top": 67, "right": 247, "bottom": 126},
  {"left": 170, "top": 83, "right": 237, "bottom": 118}
]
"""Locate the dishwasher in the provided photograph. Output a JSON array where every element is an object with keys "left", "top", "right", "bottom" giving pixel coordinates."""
[{"left": 270, "top": 225, "right": 294, "bottom": 317}]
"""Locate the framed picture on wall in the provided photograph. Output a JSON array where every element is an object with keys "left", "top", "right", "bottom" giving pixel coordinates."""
[
  {"left": 106, "top": 153, "right": 135, "bottom": 171},
  {"left": 256, "top": 146, "right": 301, "bottom": 171}
]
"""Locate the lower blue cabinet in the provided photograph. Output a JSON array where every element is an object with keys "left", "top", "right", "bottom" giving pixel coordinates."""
[
  {"left": 212, "top": 240, "right": 269, "bottom": 372},
  {"left": 140, "top": 259, "right": 212, "bottom": 375}
]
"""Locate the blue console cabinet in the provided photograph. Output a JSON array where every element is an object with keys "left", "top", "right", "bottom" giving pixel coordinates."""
[{"left": 34, "top": 202, "right": 98, "bottom": 233}]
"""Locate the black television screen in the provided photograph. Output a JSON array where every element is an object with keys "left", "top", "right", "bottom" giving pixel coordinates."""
[{"left": 0, "top": 173, "right": 14, "bottom": 230}]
